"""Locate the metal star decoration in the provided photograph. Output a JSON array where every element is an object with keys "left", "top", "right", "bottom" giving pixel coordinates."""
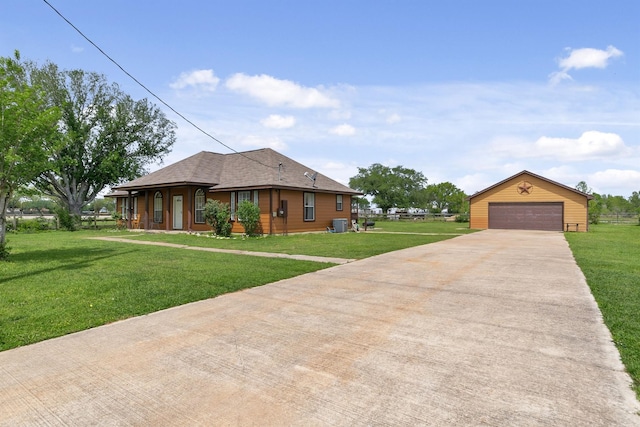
[{"left": 517, "top": 181, "right": 533, "bottom": 195}]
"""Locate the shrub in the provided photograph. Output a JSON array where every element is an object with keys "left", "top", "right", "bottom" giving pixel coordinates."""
[
  {"left": 455, "top": 213, "right": 469, "bottom": 223},
  {"left": 17, "top": 217, "right": 52, "bottom": 232},
  {"left": 203, "top": 200, "right": 232, "bottom": 237},
  {"left": 237, "top": 201, "right": 262, "bottom": 236},
  {"left": 55, "top": 207, "right": 80, "bottom": 231}
]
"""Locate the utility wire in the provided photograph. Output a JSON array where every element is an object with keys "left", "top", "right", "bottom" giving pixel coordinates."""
[{"left": 42, "top": 0, "right": 276, "bottom": 170}]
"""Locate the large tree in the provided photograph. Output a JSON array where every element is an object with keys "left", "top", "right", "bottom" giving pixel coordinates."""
[
  {"left": 0, "top": 52, "right": 60, "bottom": 258},
  {"left": 424, "top": 182, "right": 467, "bottom": 213},
  {"left": 27, "top": 62, "right": 176, "bottom": 217},
  {"left": 349, "top": 163, "right": 427, "bottom": 212}
]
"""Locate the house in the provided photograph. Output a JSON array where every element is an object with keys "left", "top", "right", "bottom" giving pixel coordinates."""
[
  {"left": 108, "top": 148, "right": 361, "bottom": 234},
  {"left": 467, "top": 170, "right": 593, "bottom": 232}
]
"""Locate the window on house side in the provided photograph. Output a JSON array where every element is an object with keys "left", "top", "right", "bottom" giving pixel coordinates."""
[
  {"left": 121, "top": 197, "right": 137, "bottom": 220},
  {"left": 238, "top": 191, "right": 251, "bottom": 204},
  {"left": 336, "top": 194, "right": 343, "bottom": 211},
  {"left": 304, "top": 192, "right": 315, "bottom": 221},
  {"left": 133, "top": 197, "right": 138, "bottom": 220},
  {"left": 121, "top": 198, "right": 128, "bottom": 220},
  {"left": 230, "top": 191, "right": 236, "bottom": 220},
  {"left": 154, "top": 191, "right": 163, "bottom": 223},
  {"left": 194, "top": 189, "right": 205, "bottom": 223}
]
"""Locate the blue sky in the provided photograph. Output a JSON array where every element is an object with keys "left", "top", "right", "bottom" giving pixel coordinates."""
[{"left": 2, "top": 1, "right": 639, "bottom": 197}]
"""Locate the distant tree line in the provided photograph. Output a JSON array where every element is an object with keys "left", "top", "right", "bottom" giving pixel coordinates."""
[
  {"left": 349, "top": 163, "right": 467, "bottom": 215},
  {"left": 576, "top": 181, "right": 640, "bottom": 224},
  {"left": 5, "top": 190, "right": 115, "bottom": 216}
]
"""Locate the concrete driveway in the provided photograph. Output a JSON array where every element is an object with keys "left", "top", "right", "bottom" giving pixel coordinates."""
[{"left": 1, "top": 230, "right": 638, "bottom": 426}]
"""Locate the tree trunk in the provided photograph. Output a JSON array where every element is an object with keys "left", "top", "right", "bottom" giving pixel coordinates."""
[{"left": 0, "top": 191, "right": 8, "bottom": 251}]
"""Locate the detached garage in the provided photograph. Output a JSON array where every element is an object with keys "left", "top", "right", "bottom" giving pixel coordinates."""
[{"left": 467, "top": 171, "right": 593, "bottom": 232}]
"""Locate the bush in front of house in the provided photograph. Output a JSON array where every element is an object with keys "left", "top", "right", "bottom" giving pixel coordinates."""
[
  {"left": 237, "top": 201, "right": 262, "bottom": 237},
  {"left": 203, "top": 200, "right": 232, "bottom": 237}
]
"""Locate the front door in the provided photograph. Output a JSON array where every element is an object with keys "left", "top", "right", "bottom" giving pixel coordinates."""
[{"left": 173, "top": 195, "right": 183, "bottom": 229}]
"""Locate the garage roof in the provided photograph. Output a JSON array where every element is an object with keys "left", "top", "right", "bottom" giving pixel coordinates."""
[{"left": 466, "top": 170, "right": 594, "bottom": 201}]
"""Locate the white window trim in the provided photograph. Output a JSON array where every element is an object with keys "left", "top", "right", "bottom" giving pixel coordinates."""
[
  {"left": 304, "top": 192, "right": 315, "bottom": 221},
  {"left": 230, "top": 191, "right": 236, "bottom": 220},
  {"left": 153, "top": 191, "right": 163, "bottom": 223},
  {"left": 194, "top": 189, "right": 206, "bottom": 223}
]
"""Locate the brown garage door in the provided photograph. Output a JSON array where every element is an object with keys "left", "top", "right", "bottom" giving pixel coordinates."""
[{"left": 489, "top": 202, "right": 563, "bottom": 231}]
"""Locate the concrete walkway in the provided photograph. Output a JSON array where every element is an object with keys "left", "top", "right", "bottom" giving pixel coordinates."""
[
  {"left": 91, "top": 236, "right": 357, "bottom": 264},
  {"left": 1, "top": 230, "right": 638, "bottom": 426}
]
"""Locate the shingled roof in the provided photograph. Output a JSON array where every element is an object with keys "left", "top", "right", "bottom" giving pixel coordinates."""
[{"left": 114, "top": 148, "right": 360, "bottom": 195}]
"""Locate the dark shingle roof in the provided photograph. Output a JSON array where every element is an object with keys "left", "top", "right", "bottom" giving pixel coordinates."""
[{"left": 114, "top": 148, "right": 360, "bottom": 195}]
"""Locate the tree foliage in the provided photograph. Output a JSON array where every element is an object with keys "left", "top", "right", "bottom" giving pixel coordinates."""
[
  {"left": 588, "top": 193, "right": 604, "bottom": 224},
  {"left": 423, "top": 182, "right": 467, "bottom": 213},
  {"left": 349, "top": 163, "right": 427, "bottom": 212},
  {"left": 0, "top": 51, "right": 60, "bottom": 259},
  {"left": 203, "top": 200, "right": 232, "bottom": 237},
  {"left": 237, "top": 200, "right": 262, "bottom": 236},
  {"left": 26, "top": 62, "right": 176, "bottom": 217}
]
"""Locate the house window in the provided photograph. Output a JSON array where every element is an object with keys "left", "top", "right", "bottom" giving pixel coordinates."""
[
  {"left": 230, "top": 191, "right": 236, "bottom": 220},
  {"left": 231, "top": 191, "right": 259, "bottom": 220},
  {"left": 121, "top": 197, "right": 137, "bottom": 220},
  {"left": 153, "top": 191, "right": 163, "bottom": 223},
  {"left": 194, "top": 189, "right": 206, "bottom": 223},
  {"left": 304, "top": 192, "right": 315, "bottom": 221},
  {"left": 121, "top": 198, "right": 128, "bottom": 219},
  {"left": 238, "top": 190, "right": 251, "bottom": 204},
  {"left": 133, "top": 197, "right": 138, "bottom": 220},
  {"left": 336, "top": 194, "right": 343, "bottom": 211}
]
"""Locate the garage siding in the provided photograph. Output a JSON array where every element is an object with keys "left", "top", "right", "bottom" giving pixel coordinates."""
[
  {"left": 468, "top": 172, "right": 590, "bottom": 232},
  {"left": 488, "top": 202, "right": 563, "bottom": 231}
]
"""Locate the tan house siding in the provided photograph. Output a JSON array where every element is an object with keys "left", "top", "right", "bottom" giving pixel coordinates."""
[{"left": 469, "top": 172, "right": 590, "bottom": 232}]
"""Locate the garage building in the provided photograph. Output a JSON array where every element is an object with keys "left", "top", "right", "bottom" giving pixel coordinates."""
[{"left": 467, "top": 171, "right": 592, "bottom": 232}]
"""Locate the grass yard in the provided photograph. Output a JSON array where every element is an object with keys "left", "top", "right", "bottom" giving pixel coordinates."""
[
  {"left": 0, "top": 222, "right": 470, "bottom": 351},
  {"left": 565, "top": 224, "right": 640, "bottom": 399},
  {"left": 107, "top": 220, "right": 475, "bottom": 259},
  {"left": 0, "top": 231, "right": 332, "bottom": 351}
]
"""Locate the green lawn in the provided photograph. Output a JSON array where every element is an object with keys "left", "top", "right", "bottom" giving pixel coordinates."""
[
  {"left": 565, "top": 224, "right": 640, "bottom": 399},
  {"left": 0, "top": 223, "right": 469, "bottom": 351},
  {"left": 112, "top": 220, "right": 474, "bottom": 259}
]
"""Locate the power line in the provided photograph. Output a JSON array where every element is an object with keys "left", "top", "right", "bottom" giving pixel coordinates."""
[{"left": 41, "top": 0, "right": 276, "bottom": 170}]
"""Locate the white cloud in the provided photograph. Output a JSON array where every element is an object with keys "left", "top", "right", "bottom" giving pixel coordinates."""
[
  {"left": 225, "top": 73, "right": 340, "bottom": 108},
  {"left": 170, "top": 69, "right": 220, "bottom": 91},
  {"left": 237, "top": 134, "right": 287, "bottom": 151},
  {"left": 260, "top": 114, "right": 296, "bottom": 129},
  {"left": 491, "top": 131, "right": 631, "bottom": 162},
  {"left": 549, "top": 45, "right": 623, "bottom": 84},
  {"left": 329, "top": 124, "right": 356, "bottom": 136},
  {"left": 328, "top": 109, "right": 352, "bottom": 120},
  {"left": 386, "top": 113, "right": 401, "bottom": 124},
  {"left": 71, "top": 44, "right": 84, "bottom": 53},
  {"left": 534, "top": 131, "right": 628, "bottom": 160},
  {"left": 589, "top": 169, "right": 640, "bottom": 194},
  {"left": 322, "top": 161, "right": 347, "bottom": 170},
  {"left": 559, "top": 45, "right": 623, "bottom": 70}
]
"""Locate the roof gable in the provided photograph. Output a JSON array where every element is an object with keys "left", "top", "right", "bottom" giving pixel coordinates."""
[
  {"left": 467, "top": 170, "right": 593, "bottom": 201},
  {"left": 115, "top": 148, "right": 360, "bottom": 194}
]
